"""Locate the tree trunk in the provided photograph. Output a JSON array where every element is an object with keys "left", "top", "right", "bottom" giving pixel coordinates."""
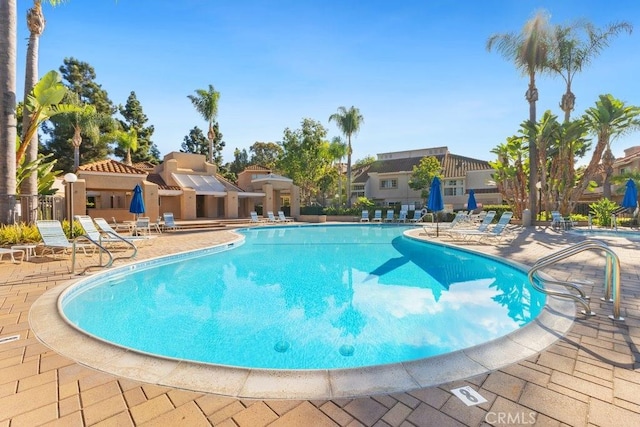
[
  {"left": 602, "top": 148, "right": 615, "bottom": 199},
  {"left": 0, "top": 0, "right": 18, "bottom": 224},
  {"left": 20, "top": 2, "right": 45, "bottom": 223},
  {"left": 346, "top": 138, "right": 352, "bottom": 208},
  {"left": 526, "top": 79, "right": 538, "bottom": 226}
]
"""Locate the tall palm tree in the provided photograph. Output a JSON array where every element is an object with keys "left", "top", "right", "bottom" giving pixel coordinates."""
[
  {"left": 328, "top": 106, "right": 364, "bottom": 208},
  {"left": 576, "top": 94, "right": 640, "bottom": 202},
  {"left": 548, "top": 20, "right": 632, "bottom": 123},
  {"left": 487, "top": 10, "right": 551, "bottom": 225},
  {"left": 0, "top": 0, "right": 64, "bottom": 224},
  {"left": 328, "top": 136, "right": 347, "bottom": 206},
  {"left": 188, "top": 85, "right": 220, "bottom": 164},
  {"left": 113, "top": 128, "right": 138, "bottom": 166},
  {"left": 0, "top": 0, "right": 18, "bottom": 224}
]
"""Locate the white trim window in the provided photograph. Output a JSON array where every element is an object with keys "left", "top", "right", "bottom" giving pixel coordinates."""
[
  {"left": 444, "top": 179, "right": 464, "bottom": 196},
  {"left": 380, "top": 179, "right": 398, "bottom": 189}
]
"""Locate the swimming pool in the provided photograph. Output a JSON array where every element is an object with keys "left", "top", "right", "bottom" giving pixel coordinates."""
[
  {"left": 570, "top": 228, "right": 640, "bottom": 240},
  {"left": 59, "top": 225, "right": 546, "bottom": 370}
]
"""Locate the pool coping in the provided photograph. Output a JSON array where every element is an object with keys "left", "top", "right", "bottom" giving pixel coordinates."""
[{"left": 29, "top": 229, "right": 577, "bottom": 400}]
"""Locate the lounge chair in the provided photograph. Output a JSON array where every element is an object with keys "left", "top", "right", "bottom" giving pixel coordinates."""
[
  {"left": 421, "top": 211, "right": 481, "bottom": 237},
  {"left": 372, "top": 210, "right": 383, "bottom": 222},
  {"left": 551, "top": 211, "right": 573, "bottom": 230},
  {"left": 384, "top": 210, "right": 395, "bottom": 222},
  {"left": 446, "top": 211, "right": 497, "bottom": 240},
  {"left": 75, "top": 215, "right": 142, "bottom": 253},
  {"left": 267, "top": 211, "right": 279, "bottom": 222},
  {"left": 36, "top": 220, "right": 95, "bottom": 258},
  {"left": 162, "top": 212, "right": 180, "bottom": 231},
  {"left": 250, "top": 211, "right": 264, "bottom": 223},
  {"left": 94, "top": 218, "right": 155, "bottom": 246},
  {"left": 111, "top": 217, "right": 131, "bottom": 232},
  {"left": 453, "top": 211, "right": 513, "bottom": 243},
  {"left": 397, "top": 210, "right": 408, "bottom": 223},
  {"left": 360, "top": 210, "right": 370, "bottom": 222},
  {"left": 409, "top": 210, "right": 424, "bottom": 223},
  {"left": 0, "top": 248, "right": 25, "bottom": 264},
  {"left": 278, "top": 211, "right": 293, "bottom": 222},
  {"left": 134, "top": 217, "right": 152, "bottom": 235}
]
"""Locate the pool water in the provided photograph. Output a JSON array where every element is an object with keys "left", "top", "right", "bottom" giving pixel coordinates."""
[
  {"left": 570, "top": 228, "right": 640, "bottom": 240},
  {"left": 60, "top": 225, "right": 545, "bottom": 370}
]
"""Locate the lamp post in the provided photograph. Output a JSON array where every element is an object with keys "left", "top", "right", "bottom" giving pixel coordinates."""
[
  {"left": 64, "top": 173, "right": 78, "bottom": 238},
  {"left": 536, "top": 181, "right": 542, "bottom": 221}
]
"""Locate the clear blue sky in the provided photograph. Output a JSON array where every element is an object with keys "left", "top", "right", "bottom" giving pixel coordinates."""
[{"left": 16, "top": 0, "right": 640, "bottom": 165}]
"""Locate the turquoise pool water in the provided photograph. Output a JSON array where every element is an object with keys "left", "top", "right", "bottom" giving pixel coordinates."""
[
  {"left": 570, "top": 228, "right": 640, "bottom": 240},
  {"left": 60, "top": 225, "right": 545, "bottom": 370}
]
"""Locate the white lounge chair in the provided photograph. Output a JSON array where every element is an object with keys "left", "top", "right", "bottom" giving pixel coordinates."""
[
  {"left": 360, "top": 210, "right": 370, "bottom": 222},
  {"left": 453, "top": 211, "right": 513, "bottom": 243},
  {"left": 250, "top": 211, "right": 264, "bottom": 223},
  {"left": 384, "top": 210, "right": 395, "bottom": 222},
  {"left": 36, "top": 220, "right": 94, "bottom": 258},
  {"left": 278, "top": 211, "right": 293, "bottom": 222},
  {"left": 94, "top": 218, "right": 155, "bottom": 245},
  {"left": 397, "top": 210, "right": 408, "bottom": 223},
  {"left": 267, "top": 211, "right": 279, "bottom": 222},
  {"left": 372, "top": 210, "right": 383, "bottom": 222},
  {"left": 447, "top": 211, "right": 497, "bottom": 240},
  {"left": 162, "top": 212, "right": 180, "bottom": 231},
  {"left": 0, "top": 248, "right": 25, "bottom": 264},
  {"left": 76, "top": 215, "right": 144, "bottom": 251}
]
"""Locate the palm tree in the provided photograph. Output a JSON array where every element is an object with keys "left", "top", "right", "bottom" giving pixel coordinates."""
[
  {"left": 328, "top": 106, "right": 364, "bottom": 208},
  {"left": 20, "top": 1, "right": 47, "bottom": 202},
  {"left": 487, "top": 10, "right": 551, "bottom": 225},
  {"left": 59, "top": 92, "right": 102, "bottom": 170},
  {"left": 1, "top": 0, "right": 64, "bottom": 224},
  {"left": 547, "top": 20, "right": 632, "bottom": 123},
  {"left": 0, "top": 0, "right": 18, "bottom": 224},
  {"left": 188, "top": 85, "right": 220, "bottom": 164},
  {"left": 576, "top": 94, "right": 640, "bottom": 202},
  {"left": 328, "top": 136, "right": 347, "bottom": 206},
  {"left": 112, "top": 128, "right": 138, "bottom": 166}
]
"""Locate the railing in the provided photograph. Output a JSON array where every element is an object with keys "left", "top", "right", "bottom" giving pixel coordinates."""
[
  {"left": 527, "top": 239, "right": 623, "bottom": 321},
  {"left": 71, "top": 235, "right": 114, "bottom": 276}
]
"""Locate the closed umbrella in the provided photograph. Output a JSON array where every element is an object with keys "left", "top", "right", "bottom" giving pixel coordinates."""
[
  {"left": 622, "top": 179, "right": 638, "bottom": 226},
  {"left": 129, "top": 184, "right": 146, "bottom": 219},
  {"left": 466, "top": 189, "right": 478, "bottom": 212},
  {"left": 621, "top": 179, "right": 637, "bottom": 210},
  {"left": 427, "top": 176, "right": 444, "bottom": 236}
]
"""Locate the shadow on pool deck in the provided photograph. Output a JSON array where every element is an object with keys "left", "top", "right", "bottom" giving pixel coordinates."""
[{"left": 1, "top": 224, "right": 639, "bottom": 426}]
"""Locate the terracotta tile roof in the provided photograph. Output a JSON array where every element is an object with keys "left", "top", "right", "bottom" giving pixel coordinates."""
[
  {"left": 146, "top": 173, "right": 181, "bottom": 191},
  {"left": 352, "top": 152, "right": 491, "bottom": 183},
  {"left": 78, "top": 159, "right": 147, "bottom": 175},
  {"left": 132, "top": 161, "right": 156, "bottom": 171},
  {"left": 244, "top": 165, "right": 271, "bottom": 172}
]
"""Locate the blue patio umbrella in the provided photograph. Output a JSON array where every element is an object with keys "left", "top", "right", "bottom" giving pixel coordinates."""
[
  {"left": 427, "top": 176, "right": 444, "bottom": 236},
  {"left": 621, "top": 179, "right": 638, "bottom": 210},
  {"left": 129, "top": 184, "right": 145, "bottom": 219},
  {"left": 467, "top": 189, "right": 478, "bottom": 211}
]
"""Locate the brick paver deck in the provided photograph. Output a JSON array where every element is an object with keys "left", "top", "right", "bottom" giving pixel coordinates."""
[{"left": 1, "top": 224, "right": 638, "bottom": 426}]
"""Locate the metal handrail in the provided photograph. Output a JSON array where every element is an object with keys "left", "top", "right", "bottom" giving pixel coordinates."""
[
  {"left": 71, "top": 235, "right": 114, "bottom": 275},
  {"left": 528, "top": 239, "right": 623, "bottom": 321}
]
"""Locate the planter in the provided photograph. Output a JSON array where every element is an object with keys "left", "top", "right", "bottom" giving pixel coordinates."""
[{"left": 299, "top": 214, "right": 327, "bottom": 223}]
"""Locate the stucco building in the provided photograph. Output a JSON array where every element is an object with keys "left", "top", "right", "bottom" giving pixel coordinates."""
[{"left": 351, "top": 147, "right": 501, "bottom": 210}]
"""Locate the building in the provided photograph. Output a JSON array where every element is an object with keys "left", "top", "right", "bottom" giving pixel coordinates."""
[
  {"left": 69, "top": 152, "right": 300, "bottom": 221},
  {"left": 351, "top": 147, "right": 501, "bottom": 210}
]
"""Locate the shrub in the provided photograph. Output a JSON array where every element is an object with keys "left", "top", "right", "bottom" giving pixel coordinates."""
[{"left": 589, "top": 198, "right": 618, "bottom": 227}]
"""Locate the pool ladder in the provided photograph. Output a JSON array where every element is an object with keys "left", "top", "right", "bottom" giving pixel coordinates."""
[{"left": 527, "top": 239, "right": 623, "bottom": 321}]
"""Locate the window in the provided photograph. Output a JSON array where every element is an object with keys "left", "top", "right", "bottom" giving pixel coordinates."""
[
  {"left": 443, "top": 179, "right": 464, "bottom": 196},
  {"left": 380, "top": 179, "right": 398, "bottom": 189}
]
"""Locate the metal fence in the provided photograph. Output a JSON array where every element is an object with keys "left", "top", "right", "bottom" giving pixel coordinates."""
[{"left": 15, "top": 195, "right": 65, "bottom": 224}]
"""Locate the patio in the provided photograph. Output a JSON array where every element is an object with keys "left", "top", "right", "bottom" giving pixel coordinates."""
[{"left": 0, "top": 224, "right": 639, "bottom": 426}]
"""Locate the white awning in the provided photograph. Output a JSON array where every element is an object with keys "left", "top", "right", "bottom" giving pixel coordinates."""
[{"left": 172, "top": 173, "right": 227, "bottom": 196}]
